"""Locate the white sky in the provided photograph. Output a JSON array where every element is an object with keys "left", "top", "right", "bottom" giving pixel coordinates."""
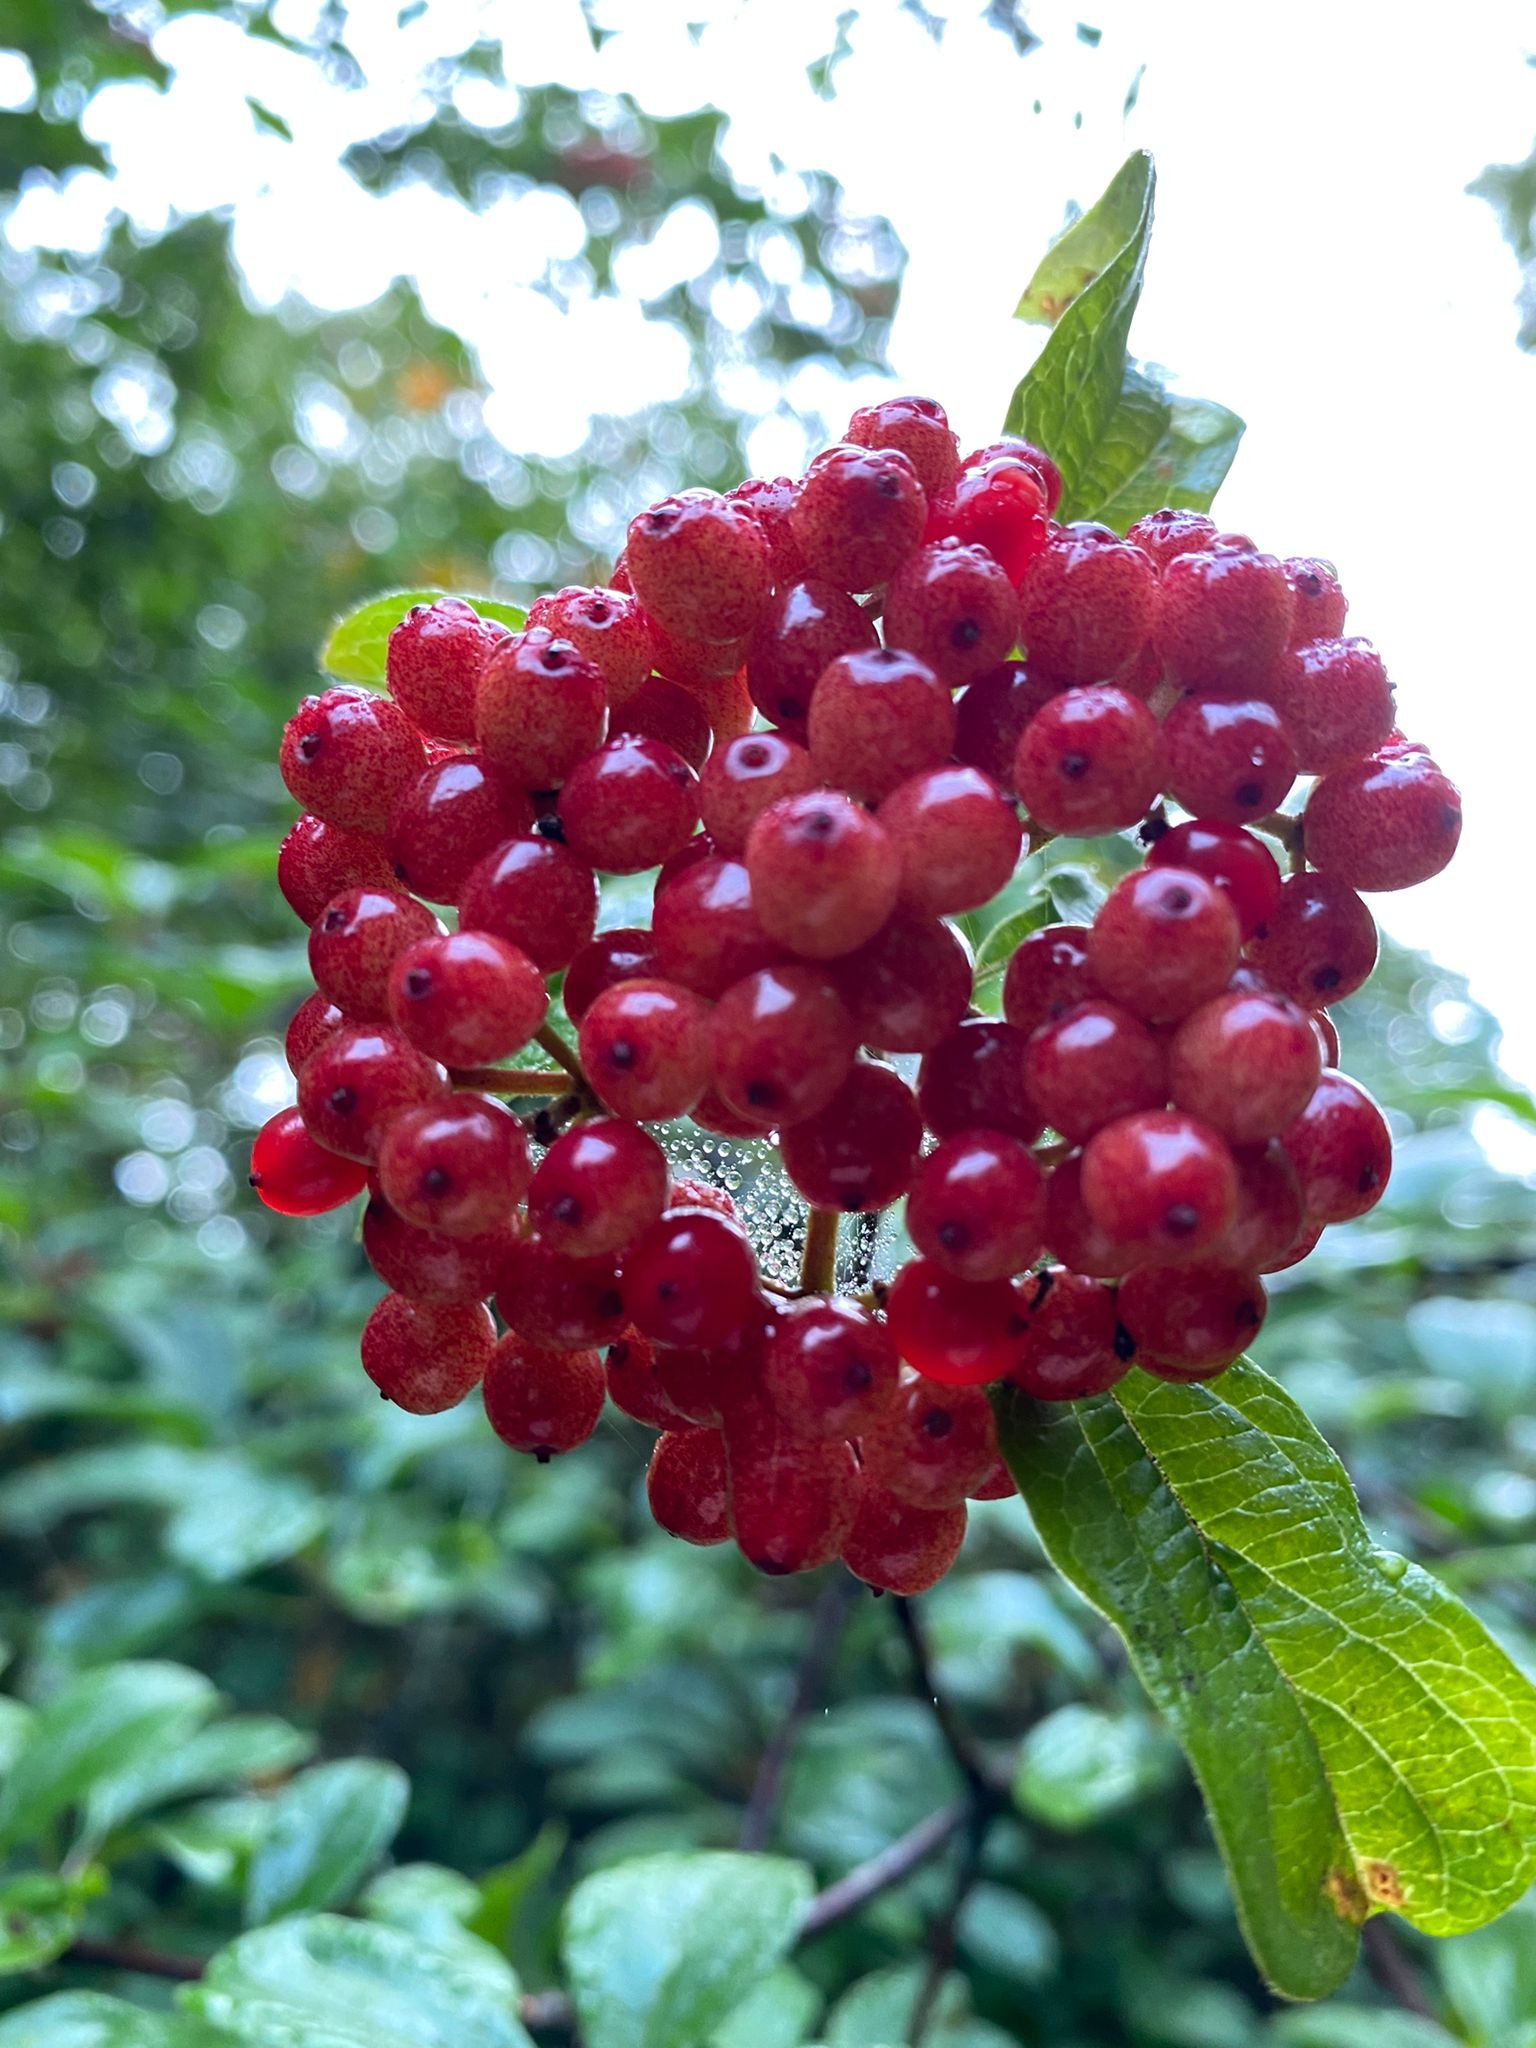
[{"left": 7, "top": 0, "right": 1536, "bottom": 1075}]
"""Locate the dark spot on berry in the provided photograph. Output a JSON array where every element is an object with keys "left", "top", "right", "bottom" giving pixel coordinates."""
[
  {"left": 937, "top": 1221, "right": 969, "bottom": 1252},
  {"left": 645, "top": 507, "right": 677, "bottom": 532},
  {"left": 800, "top": 808, "right": 836, "bottom": 840},
  {"left": 1162, "top": 885, "right": 1192, "bottom": 913},
  {"left": 1005, "top": 1313, "right": 1029, "bottom": 1338},
  {"left": 1358, "top": 1165, "right": 1380, "bottom": 1193},
  {"left": 844, "top": 1361, "right": 872, "bottom": 1393},
  {"left": 1164, "top": 1202, "right": 1199, "bottom": 1237},
  {"left": 247, "top": 1172, "right": 261, "bottom": 1188},
  {"left": 297, "top": 732, "right": 322, "bottom": 761},
  {"left": 531, "top": 789, "right": 559, "bottom": 807},
  {"left": 328, "top": 1086, "right": 356, "bottom": 1116},
  {"left": 608, "top": 1040, "right": 635, "bottom": 1070},
  {"left": 1060, "top": 750, "right": 1089, "bottom": 780},
  {"left": 756, "top": 1557, "right": 792, "bottom": 1576},
  {"left": 921, "top": 1408, "right": 954, "bottom": 1439},
  {"left": 1440, "top": 803, "right": 1460, "bottom": 833},
  {"left": 776, "top": 697, "right": 802, "bottom": 722},
  {"left": 535, "top": 1447, "right": 552, "bottom": 1464},
  {"left": 535, "top": 814, "right": 566, "bottom": 841},
  {"left": 1297, "top": 572, "right": 1322, "bottom": 597},
  {"left": 840, "top": 1193, "right": 862, "bottom": 1212},
  {"left": 322, "top": 907, "right": 346, "bottom": 931},
  {"left": 1312, "top": 966, "right": 1342, "bottom": 993},
  {"left": 1235, "top": 781, "right": 1263, "bottom": 809},
  {"left": 745, "top": 1081, "right": 777, "bottom": 1108},
  {"left": 586, "top": 600, "right": 611, "bottom": 623},
  {"left": 951, "top": 618, "right": 981, "bottom": 649},
  {"left": 551, "top": 1193, "right": 581, "bottom": 1225},
  {"left": 599, "top": 1289, "right": 624, "bottom": 1318},
  {"left": 422, "top": 1167, "right": 449, "bottom": 1197},
  {"left": 741, "top": 742, "right": 771, "bottom": 768},
  {"left": 656, "top": 1281, "right": 678, "bottom": 1301},
  {"left": 609, "top": 1341, "right": 632, "bottom": 1367},
  {"left": 404, "top": 967, "right": 433, "bottom": 999},
  {"left": 392, "top": 862, "right": 410, "bottom": 882},
  {"left": 1235, "top": 1300, "right": 1261, "bottom": 1330},
  {"left": 541, "top": 647, "right": 568, "bottom": 670},
  {"left": 874, "top": 471, "right": 901, "bottom": 498},
  {"left": 1113, "top": 1321, "right": 1137, "bottom": 1360}
]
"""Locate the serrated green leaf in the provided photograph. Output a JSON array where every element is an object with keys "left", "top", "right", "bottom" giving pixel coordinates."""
[
  {"left": 997, "top": 1361, "right": 1536, "bottom": 1999},
  {"left": 0, "top": 1872, "right": 90, "bottom": 1975},
  {"left": 562, "top": 1851, "right": 813, "bottom": 2048},
  {"left": 0, "top": 1991, "right": 221, "bottom": 2046},
  {"left": 1004, "top": 152, "right": 1153, "bottom": 508},
  {"left": 0, "top": 1662, "right": 218, "bottom": 1850},
  {"left": 84, "top": 1713, "right": 315, "bottom": 1843},
  {"left": 1012, "top": 1704, "right": 1176, "bottom": 1831},
  {"left": 243, "top": 1759, "right": 409, "bottom": 1925},
  {"left": 186, "top": 1912, "right": 532, "bottom": 2048},
  {"left": 1015, "top": 152, "right": 1155, "bottom": 327},
  {"left": 1072, "top": 363, "right": 1245, "bottom": 531},
  {"left": 319, "top": 591, "right": 525, "bottom": 686}
]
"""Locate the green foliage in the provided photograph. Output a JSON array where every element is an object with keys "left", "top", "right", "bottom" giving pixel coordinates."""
[
  {"left": 1470, "top": 142, "right": 1536, "bottom": 349},
  {"left": 321, "top": 595, "right": 526, "bottom": 689}
]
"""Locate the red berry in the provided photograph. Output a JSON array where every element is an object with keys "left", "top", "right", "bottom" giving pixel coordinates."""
[
  {"left": 1155, "top": 550, "right": 1295, "bottom": 691},
  {"left": 281, "top": 687, "right": 426, "bottom": 834},
  {"left": 841, "top": 1489, "right": 967, "bottom": 1595},
  {"left": 745, "top": 579, "right": 878, "bottom": 737},
  {"left": 905, "top": 1129, "right": 1045, "bottom": 1282},
  {"left": 779, "top": 1061, "right": 924, "bottom": 1212},
  {"left": 1001, "top": 923, "right": 1098, "bottom": 1037},
  {"left": 1162, "top": 693, "right": 1297, "bottom": 825},
  {"left": 725, "top": 1398, "right": 860, "bottom": 1574},
  {"left": 622, "top": 1208, "right": 760, "bottom": 1348},
  {"left": 1247, "top": 870, "right": 1378, "bottom": 1006},
  {"left": 726, "top": 475, "right": 806, "bottom": 583},
  {"left": 919, "top": 1018, "right": 1040, "bottom": 1145},
  {"left": 808, "top": 645, "right": 956, "bottom": 805},
  {"left": 1006, "top": 1266, "right": 1129, "bottom": 1400},
  {"left": 458, "top": 836, "right": 598, "bottom": 972},
  {"left": 1042, "top": 1150, "right": 1137, "bottom": 1279},
  {"left": 496, "top": 1237, "right": 627, "bottom": 1351},
  {"left": 884, "top": 1260, "right": 1026, "bottom": 1387},
  {"left": 285, "top": 992, "right": 345, "bottom": 1075},
  {"left": 789, "top": 444, "right": 927, "bottom": 592},
  {"left": 1016, "top": 523, "right": 1157, "bottom": 685},
  {"left": 527, "top": 1118, "right": 669, "bottom": 1257},
  {"left": 969, "top": 1458, "right": 1016, "bottom": 1501},
  {"left": 1215, "top": 1140, "right": 1305, "bottom": 1271},
  {"left": 606, "top": 1327, "right": 694, "bottom": 1432},
  {"left": 762, "top": 1295, "right": 900, "bottom": 1440},
  {"left": 1262, "top": 637, "right": 1393, "bottom": 774},
  {"left": 1023, "top": 998, "right": 1167, "bottom": 1142},
  {"left": 709, "top": 964, "right": 857, "bottom": 1130},
  {"left": 579, "top": 978, "right": 712, "bottom": 1122},
  {"left": 249, "top": 1106, "right": 369, "bottom": 1217},
  {"left": 388, "top": 929, "right": 548, "bottom": 1068},
  {"left": 296, "top": 1023, "right": 447, "bottom": 1162},
  {"left": 1304, "top": 746, "right": 1462, "bottom": 892},
  {"left": 652, "top": 854, "right": 786, "bottom": 1000},
  {"left": 385, "top": 754, "right": 535, "bottom": 905},
  {"left": 525, "top": 584, "right": 658, "bottom": 701},
  {"left": 882, "top": 539, "right": 1020, "bottom": 687},
  {"left": 925, "top": 455, "right": 1048, "bottom": 582},
  {"left": 831, "top": 912, "right": 973, "bottom": 1054},
  {"left": 562, "top": 928, "right": 662, "bottom": 1026},
  {"left": 278, "top": 814, "right": 396, "bottom": 925},
  {"left": 362, "top": 1195, "right": 509, "bottom": 1304},
  {"left": 625, "top": 492, "right": 772, "bottom": 643},
  {"left": 308, "top": 886, "right": 443, "bottom": 1021},
  {"left": 1282, "top": 557, "right": 1348, "bottom": 644},
  {"left": 1014, "top": 684, "right": 1166, "bottom": 836},
  {"left": 963, "top": 437, "right": 1063, "bottom": 516},
  {"left": 746, "top": 791, "right": 898, "bottom": 960},
  {"left": 698, "top": 731, "right": 820, "bottom": 855},
  {"left": 880, "top": 763, "right": 1024, "bottom": 919},
  {"left": 1087, "top": 867, "right": 1241, "bottom": 1025},
  {"left": 483, "top": 1336, "right": 606, "bottom": 1456},
  {"left": 376, "top": 1094, "right": 531, "bottom": 1236},
  {"left": 1125, "top": 508, "right": 1217, "bottom": 576},
  {"left": 558, "top": 733, "right": 700, "bottom": 874},
  {"left": 650, "top": 622, "right": 749, "bottom": 687},
  {"left": 1264, "top": 1218, "right": 1324, "bottom": 1275},
  {"left": 647, "top": 1428, "right": 731, "bottom": 1543},
  {"left": 952, "top": 660, "right": 1060, "bottom": 794},
  {"left": 1145, "top": 820, "right": 1280, "bottom": 940},
  {"left": 1312, "top": 1010, "right": 1341, "bottom": 1067},
  {"left": 386, "top": 597, "right": 506, "bottom": 741},
  {"left": 1167, "top": 989, "right": 1322, "bottom": 1143},
  {"left": 360, "top": 1292, "right": 495, "bottom": 1413},
  {"left": 604, "top": 677, "right": 710, "bottom": 772},
  {"left": 1080, "top": 1110, "right": 1238, "bottom": 1265},
  {"left": 474, "top": 627, "right": 608, "bottom": 788},
  {"left": 1118, "top": 1263, "right": 1267, "bottom": 1379},
  {"left": 862, "top": 1373, "right": 1000, "bottom": 1501},
  {"left": 1280, "top": 1070, "right": 1392, "bottom": 1223},
  {"left": 845, "top": 394, "right": 961, "bottom": 498}
]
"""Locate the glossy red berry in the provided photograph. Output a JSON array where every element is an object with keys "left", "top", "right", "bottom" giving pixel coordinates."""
[
  {"left": 1216, "top": 1140, "right": 1306, "bottom": 1271},
  {"left": 698, "top": 731, "right": 820, "bottom": 855},
  {"left": 1014, "top": 684, "right": 1166, "bottom": 836},
  {"left": 384, "top": 754, "right": 535, "bottom": 905},
  {"left": 483, "top": 1336, "right": 606, "bottom": 1456},
  {"left": 1146, "top": 819, "right": 1280, "bottom": 940},
  {"left": 249, "top": 1106, "right": 368, "bottom": 1217},
  {"left": 622, "top": 1208, "right": 760, "bottom": 1348},
  {"left": 1280, "top": 1070, "right": 1392, "bottom": 1223},
  {"left": 1016, "top": 523, "right": 1157, "bottom": 685},
  {"left": 1001, "top": 924, "right": 1098, "bottom": 1036},
  {"left": 562, "top": 928, "right": 662, "bottom": 1026},
  {"left": 952, "top": 660, "right": 1060, "bottom": 794},
  {"left": 285, "top": 992, "right": 345, "bottom": 1075},
  {"left": 558, "top": 733, "right": 700, "bottom": 874},
  {"left": 1282, "top": 557, "right": 1348, "bottom": 644},
  {"left": 1247, "top": 870, "right": 1378, "bottom": 1006},
  {"left": 919, "top": 1018, "right": 1039, "bottom": 1145},
  {"left": 709, "top": 964, "right": 857, "bottom": 1130},
  {"left": 725, "top": 1398, "right": 860, "bottom": 1574},
  {"left": 606, "top": 1327, "right": 694, "bottom": 1431},
  {"left": 278, "top": 814, "right": 397, "bottom": 925},
  {"left": 579, "top": 978, "right": 712, "bottom": 1122},
  {"left": 1154, "top": 549, "right": 1295, "bottom": 692},
  {"left": 762, "top": 1296, "right": 901, "bottom": 1440},
  {"left": 651, "top": 855, "right": 784, "bottom": 1000},
  {"left": 726, "top": 475, "right": 806, "bottom": 583},
  {"left": 525, "top": 584, "right": 658, "bottom": 700},
  {"left": 963, "top": 437, "right": 1062, "bottom": 515},
  {"left": 879, "top": 765, "right": 1022, "bottom": 918},
  {"left": 362, "top": 1196, "right": 510, "bottom": 1304},
  {"left": 608, "top": 677, "right": 710, "bottom": 771},
  {"left": 845, "top": 394, "right": 961, "bottom": 498},
  {"left": 1304, "top": 746, "right": 1462, "bottom": 893},
  {"left": 862, "top": 1372, "right": 1001, "bottom": 1501},
  {"left": 831, "top": 913, "right": 973, "bottom": 1054},
  {"left": 1262, "top": 637, "right": 1393, "bottom": 774},
  {"left": 1167, "top": 989, "right": 1322, "bottom": 1143},
  {"left": 884, "top": 1261, "right": 1026, "bottom": 1387},
  {"left": 646, "top": 1428, "right": 731, "bottom": 1543},
  {"left": 925, "top": 455, "right": 1048, "bottom": 582},
  {"left": 745, "top": 579, "right": 878, "bottom": 737},
  {"left": 905, "top": 1130, "right": 1045, "bottom": 1282},
  {"left": 881, "top": 539, "right": 1020, "bottom": 687},
  {"left": 308, "top": 886, "right": 443, "bottom": 1021},
  {"left": 1162, "top": 693, "right": 1297, "bottom": 825},
  {"left": 280, "top": 687, "right": 427, "bottom": 834},
  {"left": 746, "top": 792, "right": 898, "bottom": 959},
  {"left": 779, "top": 1061, "right": 924, "bottom": 1212},
  {"left": 376, "top": 1094, "right": 531, "bottom": 1236},
  {"left": 1023, "top": 998, "right": 1167, "bottom": 1141},
  {"left": 841, "top": 1490, "right": 967, "bottom": 1595},
  {"left": 296, "top": 1023, "right": 447, "bottom": 1162},
  {"left": 1041, "top": 1150, "right": 1137, "bottom": 1279},
  {"left": 807, "top": 645, "right": 956, "bottom": 804},
  {"left": 1087, "top": 867, "right": 1241, "bottom": 1025},
  {"left": 1125, "top": 508, "right": 1217, "bottom": 576},
  {"left": 458, "top": 836, "right": 598, "bottom": 972},
  {"left": 360, "top": 1292, "right": 496, "bottom": 1412},
  {"left": 1080, "top": 1110, "right": 1239, "bottom": 1265},
  {"left": 650, "top": 622, "right": 748, "bottom": 687},
  {"left": 789, "top": 444, "right": 927, "bottom": 591},
  {"left": 387, "top": 929, "right": 548, "bottom": 1068},
  {"left": 527, "top": 1119, "right": 669, "bottom": 1257},
  {"left": 385, "top": 597, "right": 506, "bottom": 741},
  {"left": 474, "top": 627, "right": 608, "bottom": 788},
  {"left": 625, "top": 491, "right": 772, "bottom": 643},
  {"left": 496, "top": 1236, "right": 627, "bottom": 1350},
  {"left": 1006, "top": 1266, "right": 1130, "bottom": 1400},
  {"left": 1118, "top": 1263, "right": 1267, "bottom": 1379}
]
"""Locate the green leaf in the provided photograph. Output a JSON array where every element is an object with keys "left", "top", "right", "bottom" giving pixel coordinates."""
[
  {"left": 84, "top": 1713, "right": 315, "bottom": 1843},
  {"left": 0, "top": 1872, "right": 92, "bottom": 1974},
  {"left": 1436, "top": 1892, "right": 1536, "bottom": 2040},
  {"left": 996, "top": 1361, "right": 1536, "bottom": 1999},
  {"left": 1004, "top": 152, "right": 1154, "bottom": 508},
  {"left": 1011, "top": 1704, "right": 1175, "bottom": 1831},
  {"left": 1014, "top": 152, "right": 1156, "bottom": 327},
  {"left": 163, "top": 1464, "right": 329, "bottom": 1583},
  {"left": 1269, "top": 2012, "right": 1462, "bottom": 2048},
  {"left": 711, "top": 1965, "right": 822, "bottom": 2048},
  {"left": 0, "top": 1991, "right": 220, "bottom": 2046},
  {"left": 0, "top": 1661, "right": 217, "bottom": 1850},
  {"left": 562, "top": 1851, "right": 813, "bottom": 2048},
  {"left": 972, "top": 899, "right": 1054, "bottom": 985},
  {"left": 319, "top": 591, "right": 525, "bottom": 686},
  {"left": 186, "top": 1913, "right": 533, "bottom": 2048},
  {"left": 953, "top": 1883, "right": 1059, "bottom": 1985},
  {"left": 243, "top": 1759, "right": 409, "bottom": 1925},
  {"left": 1071, "top": 364, "right": 1245, "bottom": 531}
]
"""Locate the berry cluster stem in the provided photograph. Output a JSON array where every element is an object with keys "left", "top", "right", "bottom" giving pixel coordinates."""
[
  {"left": 799, "top": 1205, "right": 841, "bottom": 1293},
  {"left": 535, "top": 1023, "right": 590, "bottom": 1088},
  {"left": 447, "top": 1067, "right": 574, "bottom": 1095}
]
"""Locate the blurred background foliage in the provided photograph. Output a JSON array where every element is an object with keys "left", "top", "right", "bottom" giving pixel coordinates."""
[{"left": 3, "top": 4, "right": 1536, "bottom": 2045}]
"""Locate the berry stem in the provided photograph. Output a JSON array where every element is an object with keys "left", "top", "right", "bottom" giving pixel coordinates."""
[
  {"left": 447, "top": 1067, "right": 575, "bottom": 1095},
  {"left": 892, "top": 1595, "right": 1001, "bottom": 1799},
  {"left": 535, "top": 1023, "right": 590, "bottom": 1088},
  {"left": 799, "top": 1205, "right": 841, "bottom": 1293},
  {"left": 739, "top": 1575, "right": 857, "bottom": 1850}
]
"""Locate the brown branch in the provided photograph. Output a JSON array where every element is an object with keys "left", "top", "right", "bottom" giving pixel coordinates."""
[
  {"left": 892, "top": 1597, "right": 1002, "bottom": 1798},
  {"left": 448, "top": 1068, "right": 573, "bottom": 1095},
  {"left": 800, "top": 1207, "right": 841, "bottom": 1294},
  {"left": 739, "top": 1576, "right": 857, "bottom": 1851},
  {"left": 535, "top": 1024, "right": 589, "bottom": 1088},
  {"left": 800, "top": 1800, "right": 970, "bottom": 1936},
  {"left": 908, "top": 1803, "right": 992, "bottom": 2046}
]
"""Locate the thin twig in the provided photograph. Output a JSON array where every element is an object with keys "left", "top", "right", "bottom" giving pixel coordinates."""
[
  {"left": 800, "top": 1801, "right": 970, "bottom": 1935},
  {"left": 800, "top": 1207, "right": 841, "bottom": 1294},
  {"left": 908, "top": 1801, "right": 992, "bottom": 2046},
  {"left": 739, "top": 1576, "right": 857, "bottom": 1851},
  {"left": 1362, "top": 1918, "right": 1437, "bottom": 2019},
  {"left": 448, "top": 1067, "right": 573, "bottom": 1095},
  {"left": 535, "top": 1024, "right": 589, "bottom": 1088},
  {"left": 892, "top": 1597, "right": 1000, "bottom": 1797}
]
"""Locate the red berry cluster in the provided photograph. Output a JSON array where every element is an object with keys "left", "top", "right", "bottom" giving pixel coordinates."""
[{"left": 251, "top": 397, "right": 1461, "bottom": 1595}]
